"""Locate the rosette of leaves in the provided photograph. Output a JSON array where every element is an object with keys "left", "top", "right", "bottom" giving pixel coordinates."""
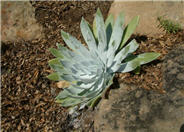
[{"left": 48, "top": 9, "right": 160, "bottom": 108}]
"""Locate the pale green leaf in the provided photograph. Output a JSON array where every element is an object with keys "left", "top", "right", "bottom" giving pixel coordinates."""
[
  {"left": 93, "top": 17, "right": 98, "bottom": 40},
  {"left": 117, "top": 52, "right": 160, "bottom": 73},
  {"left": 56, "top": 97, "right": 82, "bottom": 107},
  {"left": 80, "top": 17, "right": 97, "bottom": 53},
  {"left": 49, "top": 48, "right": 63, "bottom": 58},
  {"left": 56, "top": 89, "right": 70, "bottom": 100},
  {"left": 47, "top": 72, "right": 61, "bottom": 81},
  {"left": 133, "top": 66, "right": 141, "bottom": 74},
  {"left": 105, "top": 14, "right": 114, "bottom": 28},
  {"left": 61, "top": 30, "right": 91, "bottom": 57},
  {"left": 106, "top": 12, "right": 125, "bottom": 67},
  {"left": 48, "top": 58, "right": 61, "bottom": 65},
  {"left": 108, "top": 12, "right": 124, "bottom": 50},
  {"left": 120, "top": 16, "right": 139, "bottom": 49},
  {"left": 95, "top": 8, "right": 107, "bottom": 51},
  {"left": 105, "top": 14, "right": 114, "bottom": 44},
  {"left": 114, "top": 39, "right": 139, "bottom": 64},
  {"left": 67, "top": 86, "right": 84, "bottom": 95},
  {"left": 109, "top": 39, "right": 138, "bottom": 70}
]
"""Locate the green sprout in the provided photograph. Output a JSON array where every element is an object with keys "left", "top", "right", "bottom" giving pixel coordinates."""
[{"left": 157, "top": 16, "right": 182, "bottom": 34}]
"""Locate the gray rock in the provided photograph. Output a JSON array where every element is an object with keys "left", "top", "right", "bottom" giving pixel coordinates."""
[
  {"left": 163, "top": 44, "right": 184, "bottom": 106},
  {"left": 1, "top": 1, "right": 43, "bottom": 42},
  {"left": 94, "top": 44, "right": 184, "bottom": 132},
  {"left": 109, "top": 1, "right": 184, "bottom": 36}
]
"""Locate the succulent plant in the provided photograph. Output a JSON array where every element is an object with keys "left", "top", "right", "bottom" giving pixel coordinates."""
[{"left": 47, "top": 9, "right": 160, "bottom": 109}]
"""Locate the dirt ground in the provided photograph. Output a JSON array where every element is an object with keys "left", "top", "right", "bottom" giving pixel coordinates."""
[{"left": 1, "top": 1, "right": 184, "bottom": 132}]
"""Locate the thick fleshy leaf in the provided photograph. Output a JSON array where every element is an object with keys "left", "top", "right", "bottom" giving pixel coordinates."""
[
  {"left": 88, "top": 74, "right": 114, "bottom": 108},
  {"left": 105, "top": 14, "right": 114, "bottom": 44},
  {"left": 56, "top": 43, "right": 91, "bottom": 62},
  {"left": 60, "top": 60, "right": 74, "bottom": 72},
  {"left": 48, "top": 58, "right": 61, "bottom": 66},
  {"left": 56, "top": 97, "right": 83, "bottom": 107},
  {"left": 93, "top": 17, "right": 98, "bottom": 40},
  {"left": 71, "top": 81, "right": 96, "bottom": 90},
  {"left": 80, "top": 17, "right": 97, "bottom": 53},
  {"left": 135, "top": 52, "right": 160, "bottom": 65},
  {"left": 56, "top": 89, "right": 71, "bottom": 99},
  {"left": 108, "top": 39, "right": 137, "bottom": 68},
  {"left": 133, "top": 66, "right": 141, "bottom": 74},
  {"left": 47, "top": 72, "right": 61, "bottom": 81},
  {"left": 88, "top": 74, "right": 104, "bottom": 92},
  {"left": 73, "top": 75, "right": 97, "bottom": 84},
  {"left": 65, "top": 86, "right": 84, "bottom": 96},
  {"left": 74, "top": 74, "right": 104, "bottom": 98},
  {"left": 117, "top": 52, "right": 160, "bottom": 73},
  {"left": 57, "top": 42, "right": 99, "bottom": 66},
  {"left": 61, "top": 59, "right": 94, "bottom": 75},
  {"left": 105, "top": 14, "right": 114, "bottom": 28},
  {"left": 49, "top": 48, "right": 63, "bottom": 58},
  {"left": 107, "top": 12, "right": 125, "bottom": 66},
  {"left": 61, "top": 30, "right": 91, "bottom": 57},
  {"left": 72, "top": 63, "right": 95, "bottom": 75},
  {"left": 61, "top": 74, "right": 75, "bottom": 82},
  {"left": 95, "top": 8, "right": 107, "bottom": 52},
  {"left": 119, "top": 16, "right": 139, "bottom": 49},
  {"left": 60, "top": 59, "right": 96, "bottom": 76},
  {"left": 49, "top": 64, "right": 68, "bottom": 74},
  {"left": 108, "top": 12, "right": 124, "bottom": 50},
  {"left": 48, "top": 58, "right": 65, "bottom": 73},
  {"left": 88, "top": 94, "right": 102, "bottom": 108},
  {"left": 56, "top": 43, "right": 74, "bottom": 59},
  {"left": 111, "top": 39, "right": 139, "bottom": 69}
]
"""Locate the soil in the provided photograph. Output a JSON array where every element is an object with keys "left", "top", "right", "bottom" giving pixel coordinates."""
[{"left": 1, "top": 1, "right": 184, "bottom": 132}]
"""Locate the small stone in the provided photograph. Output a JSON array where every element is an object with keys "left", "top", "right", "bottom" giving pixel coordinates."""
[
  {"left": 16, "top": 76, "right": 21, "bottom": 81},
  {"left": 16, "top": 76, "right": 21, "bottom": 84},
  {"left": 177, "top": 73, "right": 184, "bottom": 80},
  {"left": 139, "top": 104, "right": 150, "bottom": 120},
  {"left": 1, "top": 1, "right": 43, "bottom": 42},
  {"left": 129, "top": 114, "right": 136, "bottom": 121},
  {"left": 51, "top": 88, "right": 56, "bottom": 96},
  {"left": 11, "top": 116, "right": 15, "bottom": 119},
  {"left": 73, "top": 119, "right": 81, "bottom": 129},
  {"left": 135, "top": 90, "right": 142, "bottom": 98},
  {"left": 41, "top": 84, "right": 46, "bottom": 88},
  {"left": 169, "top": 68, "right": 178, "bottom": 75}
]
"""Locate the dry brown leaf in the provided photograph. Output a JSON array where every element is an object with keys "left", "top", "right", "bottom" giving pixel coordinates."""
[{"left": 56, "top": 80, "right": 70, "bottom": 88}]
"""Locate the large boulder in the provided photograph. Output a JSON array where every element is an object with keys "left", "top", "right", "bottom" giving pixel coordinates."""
[
  {"left": 1, "top": 1, "right": 43, "bottom": 42},
  {"left": 109, "top": 1, "right": 184, "bottom": 36},
  {"left": 94, "top": 44, "right": 184, "bottom": 132}
]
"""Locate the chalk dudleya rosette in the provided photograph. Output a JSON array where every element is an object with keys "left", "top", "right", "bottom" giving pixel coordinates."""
[{"left": 47, "top": 8, "right": 160, "bottom": 109}]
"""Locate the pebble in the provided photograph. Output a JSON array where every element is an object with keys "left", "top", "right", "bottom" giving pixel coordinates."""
[{"left": 177, "top": 73, "right": 184, "bottom": 80}]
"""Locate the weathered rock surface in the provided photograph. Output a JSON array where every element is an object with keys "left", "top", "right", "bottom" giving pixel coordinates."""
[
  {"left": 109, "top": 1, "right": 184, "bottom": 36},
  {"left": 1, "top": 1, "right": 43, "bottom": 42},
  {"left": 94, "top": 44, "right": 184, "bottom": 132}
]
